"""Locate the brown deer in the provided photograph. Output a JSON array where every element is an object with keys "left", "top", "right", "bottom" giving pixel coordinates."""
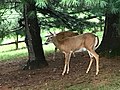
[
  {"left": 45, "top": 31, "right": 79, "bottom": 60},
  {"left": 48, "top": 32, "right": 99, "bottom": 75}
]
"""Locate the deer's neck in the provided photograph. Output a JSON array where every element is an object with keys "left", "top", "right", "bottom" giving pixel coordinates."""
[{"left": 52, "top": 37, "right": 61, "bottom": 49}]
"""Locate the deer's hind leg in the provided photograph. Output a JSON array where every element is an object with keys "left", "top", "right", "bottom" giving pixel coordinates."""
[
  {"left": 87, "top": 49, "right": 99, "bottom": 75},
  {"left": 86, "top": 50, "right": 94, "bottom": 74}
]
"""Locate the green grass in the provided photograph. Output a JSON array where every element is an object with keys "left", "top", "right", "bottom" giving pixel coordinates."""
[
  {"left": 66, "top": 84, "right": 120, "bottom": 90},
  {"left": 0, "top": 49, "right": 28, "bottom": 61},
  {"left": 0, "top": 42, "right": 26, "bottom": 61},
  {"left": 0, "top": 42, "right": 55, "bottom": 61},
  {"left": 66, "top": 75, "right": 120, "bottom": 90}
]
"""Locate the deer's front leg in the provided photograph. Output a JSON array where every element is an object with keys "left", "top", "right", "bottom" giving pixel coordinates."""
[
  {"left": 62, "top": 53, "right": 69, "bottom": 75},
  {"left": 67, "top": 52, "right": 72, "bottom": 74}
]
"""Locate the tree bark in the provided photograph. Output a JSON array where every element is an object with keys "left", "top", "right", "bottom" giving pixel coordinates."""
[
  {"left": 98, "top": 13, "right": 120, "bottom": 56},
  {"left": 23, "top": 1, "right": 48, "bottom": 69}
]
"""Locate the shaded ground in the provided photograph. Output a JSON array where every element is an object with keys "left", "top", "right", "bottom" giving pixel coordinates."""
[{"left": 0, "top": 52, "right": 120, "bottom": 90}]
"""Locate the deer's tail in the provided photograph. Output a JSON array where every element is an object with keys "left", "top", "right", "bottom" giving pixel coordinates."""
[{"left": 94, "top": 36, "right": 99, "bottom": 50}]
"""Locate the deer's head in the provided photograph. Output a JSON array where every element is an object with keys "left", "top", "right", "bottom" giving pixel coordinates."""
[{"left": 44, "top": 31, "right": 56, "bottom": 45}]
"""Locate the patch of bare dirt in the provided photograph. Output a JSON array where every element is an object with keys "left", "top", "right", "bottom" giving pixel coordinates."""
[{"left": 0, "top": 52, "right": 120, "bottom": 90}]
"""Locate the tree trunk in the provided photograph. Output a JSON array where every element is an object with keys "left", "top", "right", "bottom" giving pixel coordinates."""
[
  {"left": 98, "top": 13, "right": 120, "bottom": 56},
  {"left": 23, "top": 1, "right": 48, "bottom": 70},
  {"left": 15, "top": 32, "right": 18, "bottom": 50}
]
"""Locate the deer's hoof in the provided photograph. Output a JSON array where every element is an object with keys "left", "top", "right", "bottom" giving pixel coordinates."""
[
  {"left": 96, "top": 71, "right": 99, "bottom": 75},
  {"left": 86, "top": 70, "right": 89, "bottom": 74},
  {"left": 62, "top": 73, "right": 64, "bottom": 76}
]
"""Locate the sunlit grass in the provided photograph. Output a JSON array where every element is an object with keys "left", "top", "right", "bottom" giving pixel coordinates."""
[
  {"left": 43, "top": 43, "right": 55, "bottom": 54},
  {"left": 0, "top": 49, "right": 28, "bottom": 61},
  {"left": 0, "top": 42, "right": 27, "bottom": 61},
  {"left": 0, "top": 42, "right": 55, "bottom": 61},
  {"left": 0, "top": 42, "right": 26, "bottom": 53}
]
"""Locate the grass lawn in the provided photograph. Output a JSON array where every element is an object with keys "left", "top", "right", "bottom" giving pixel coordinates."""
[{"left": 0, "top": 42, "right": 55, "bottom": 61}]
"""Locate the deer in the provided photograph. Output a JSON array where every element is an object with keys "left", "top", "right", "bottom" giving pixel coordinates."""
[
  {"left": 44, "top": 31, "right": 79, "bottom": 60},
  {"left": 47, "top": 31, "right": 99, "bottom": 75}
]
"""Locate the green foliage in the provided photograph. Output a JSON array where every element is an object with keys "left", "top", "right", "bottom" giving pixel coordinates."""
[
  {"left": 60, "top": 0, "right": 80, "bottom": 7},
  {"left": 107, "top": 0, "right": 120, "bottom": 14},
  {"left": 60, "top": 0, "right": 120, "bottom": 14},
  {"left": 0, "top": 20, "right": 11, "bottom": 40},
  {"left": 35, "top": 0, "right": 48, "bottom": 8},
  {"left": 99, "top": 1, "right": 108, "bottom": 7},
  {"left": 0, "top": 4, "right": 24, "bottom": 43},
  {"left": 28, "top": 11, "right": 36, "bottom": 18},
  {"left": 60, "top": 0, "right": 107, "bottom": 8},
  {"left": 85, "top": 0, "right": 107, "bottom": 7}
]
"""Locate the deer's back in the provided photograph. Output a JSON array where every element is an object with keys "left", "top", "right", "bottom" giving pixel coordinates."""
[{"left": 56, "top": 31, "right": 79, "bottom": 42}]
